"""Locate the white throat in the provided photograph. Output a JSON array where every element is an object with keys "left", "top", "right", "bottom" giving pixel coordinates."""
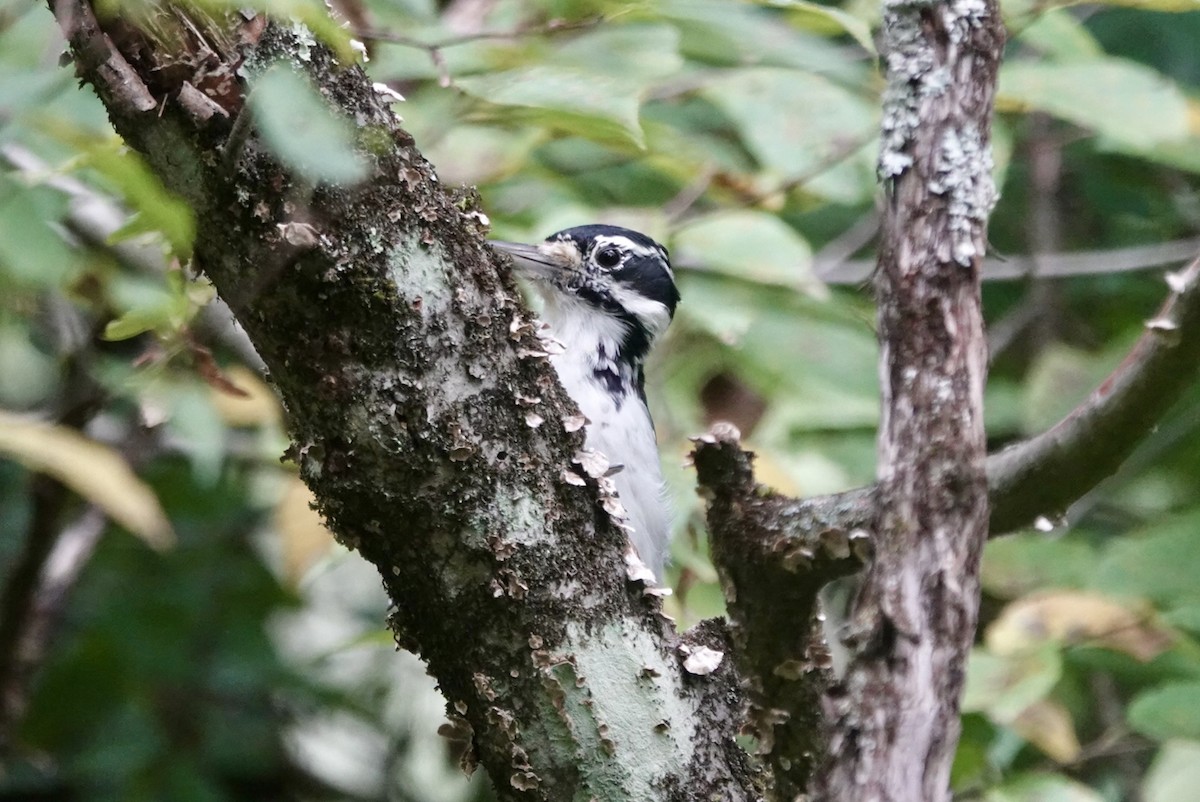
[{"left": 535, "top": 291, "right": 671, "bottom": 578}]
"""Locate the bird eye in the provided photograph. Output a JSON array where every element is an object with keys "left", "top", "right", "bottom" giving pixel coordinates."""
[{"left": 594, "top": 247, "right": 622, "bottom": 269}]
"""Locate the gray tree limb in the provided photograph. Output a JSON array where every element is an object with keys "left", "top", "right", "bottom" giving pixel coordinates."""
[
  {"left": 816, "top": 235, "right": 1200, "bottom": 284},
  {"left": 988, "top": 254, "right": 1200, "bottom": 532},
  {"left": 693, "top": 246, "right": 1200, "bottom": 799},
  {"left": 815, "top": 0, "right": 1001, "bottom": 796}
]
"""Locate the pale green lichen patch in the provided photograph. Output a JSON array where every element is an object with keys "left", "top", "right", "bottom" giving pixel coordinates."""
[
  {"left": 879, "top": 0, "right": 997, "bottom": 265},
  {"left": 385, "top": 238, "right": 454, "bottom": 317},
  {"left": 930, "top": 124, "right": 996, "bottom": 266},
  {"left": 563, "top": 621, "right": 695, "bottom": 796}
]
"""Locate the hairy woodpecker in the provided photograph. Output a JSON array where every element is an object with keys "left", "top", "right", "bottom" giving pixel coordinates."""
[{"left": 492, "top": 225, "right": 680, "bottom": 579}]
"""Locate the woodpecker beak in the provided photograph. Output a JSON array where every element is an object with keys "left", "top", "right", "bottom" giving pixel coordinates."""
[{"left": 492, "top": 239, "right": 582, "bottom": 282}]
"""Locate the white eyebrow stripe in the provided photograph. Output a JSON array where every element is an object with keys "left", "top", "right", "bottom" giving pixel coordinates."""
[
  {"left": 593, "top": 235, "right": 656, "bottom": 259},
  {"left": 656, "top": 246, "right": 674, "bottom": 279},
  {"left": 591, "top": 235, "right": 674, "bottom": 278}
]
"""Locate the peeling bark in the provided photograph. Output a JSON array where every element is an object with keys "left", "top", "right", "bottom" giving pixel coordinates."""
[{"left": 49, "top": 5, "right": 760, "bottom": 799}]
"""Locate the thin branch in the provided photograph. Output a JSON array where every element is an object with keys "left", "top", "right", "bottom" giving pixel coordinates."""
[
  {"left": 698, "top": 251, "right": 1200, "bottom": 561},
  {"left": 663, "top": 164, "right": 718, "bottom": 224},
  {"left": 821, "top": 237, "right": 1200, "bottom": 284},
  {"left": 356, "top": 15, "right": 599, "bottom": 50},
  {"left": 678, "top": 237, "right": 1200, "bottom": 291},
  {"left": 811, "top": 210, "right": 880, "bottom": 281},
  {"left": 988, "top": 254, "right": 1200, "bottom": 532},
  {"left": 0, "top": 353, "right": 104, "bottom": 747},
  {"left": 1064, "top": 392, "right": 1200, "bottom": 527},
  {"left": 671, "top": 133, "right": 876, "bottom": 232}
]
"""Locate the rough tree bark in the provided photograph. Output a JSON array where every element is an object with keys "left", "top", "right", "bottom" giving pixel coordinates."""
[
  {"left": 702, "top": 1, "right": 1005, "bottom": 799},
  {"left": 43, "top": 0, "right": 1200, "bottom": 800},
  {"left": 50, "top": 4, "right": 759, "bottom": 800},
  {"left": 817, "top": 0, "right": 1003, "bottom": 797}
]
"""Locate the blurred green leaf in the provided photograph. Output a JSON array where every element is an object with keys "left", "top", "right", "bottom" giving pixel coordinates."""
[
  {"left": 963, "top": 645, "right": 1062, "bottom": 724},
  {"left": 1021, "top": 340, "right": 1135, "bottom": 435},
  {"left": 985, "top": 772, "right": 1105, "bottom": 802},
  {"left": 702, "top": 67, "right": 877, "bottom": 204},
  {"left": 982, "top": 534, "right": 1101, "bottom": 600},
  {"left": 0, "top": 68, "right": 71, "bottom": 115},
  {"left": 1011, "top": 9, "right": 1103, "bottom": 61},
  {"left": 76, "top": 142, "right": 196, "bottom": 258},
  {"left": 1094, "top": 510, "right": 1200, "bottom": 607},
  {"left": 164, "top": 383, "right": 230, "bottom": 484},
  {"left": 0, "top": 324, "right": 57, "bottom": 408},
  {"left": 998, "top": 59, "right": 1190, "bottom": 149},
  {"left": 951, "top": 714, "right": 996, "bottom": 791},
  {"left": 103, "top": 270, "right": 193, "bottom": 341},
  {"left": 26, "top": 125, "right": 196, "bottom": 259},
  {"left": 1143, "top": 741, "right": 1200, "bottom": 802},
  {"left": 0, "top": 174, "right": 80, "bottom": 288},
  {"left": 1130, "top": 684, "right": 1200, "bottom": 741},
  {"left": 675, "top": 210, "right": 817, "bottom": 289},
  {"left": 75, "top": 703, "right": 166, "bottom": 782},
  {"left": 251, "top": 62, "right": 369, "bottom": 184},
  {"left": 103, "top": 311, "right": 168, "bottom": 342},
  {"left": 767, "top": 0, "right": 876, "bottom": 55},
  {"left": 655, "top": 0, "right": 866, "bottom": 79},
  {"left": 458, "top": 25, "right": 682, "bottom": 148},
  {"left": 1163, "top": 604, "right": 1200, "bottom": 635}
]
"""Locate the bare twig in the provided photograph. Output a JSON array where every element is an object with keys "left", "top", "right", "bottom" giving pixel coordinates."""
[
  {"left": 821, "top": 237, "right": 1200, "bottom": 284},
  {"left": 812, "top": 211, "right": 880, "bottom": 281},
  {"left": 671, "top": 133, "right": 876, "bottom": 232},
  {"left": 663, "top": 164, "right": 718, "bottom": 224},
  {"left": 51, "top": 0, "right": 156, "bottom": 115},
  {"left": 989, "top": 254, "right": 1200, "bottom": 532},
  {"left": 701, "top": 250, "right": 1200, "bottom": 559},
  {"left": 678, "top": 236, "right": 1200, "bottom": 290}
]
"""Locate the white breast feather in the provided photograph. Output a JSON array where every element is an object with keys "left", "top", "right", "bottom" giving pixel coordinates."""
[{"left": 540, "top": 295, "right": 671, "bottom": 579}]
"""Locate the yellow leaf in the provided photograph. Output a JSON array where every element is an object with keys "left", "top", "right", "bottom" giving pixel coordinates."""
[
  {"left": 987, "top": 590, "right": 1173, "bottom": 662},
  {"left": 274, "top": 477, "right": 333, "bottom": 584},
  {"left": 1012, "top": 699, "right": 1082, "bottom": 764},
  {"left": 0, "top": 411, "right": 173, "bottom": 549},
  {"left": 753, "top": 451, "right": 804, "bottom": 496},
  {"left": 209, "top": 365, "right": 281, "bottom": 427}
]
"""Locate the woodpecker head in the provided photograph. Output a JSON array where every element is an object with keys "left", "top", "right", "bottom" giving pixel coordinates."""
[{"left": 492, "top": 225, "right": 680, "bottom": 364}]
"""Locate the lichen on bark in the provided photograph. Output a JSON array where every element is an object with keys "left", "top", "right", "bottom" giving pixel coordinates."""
[{"left": 51, "top": 4, "right": 761, "bottom": 799}]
